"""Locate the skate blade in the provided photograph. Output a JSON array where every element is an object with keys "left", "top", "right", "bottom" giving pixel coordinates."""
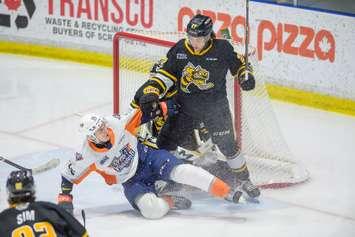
[{"left": 241, "top": 195, "right": 260, "bottom": 204}]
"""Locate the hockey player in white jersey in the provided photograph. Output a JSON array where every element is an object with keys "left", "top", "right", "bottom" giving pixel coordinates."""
[{"left": 57, "top": 105, "right": 242, "bottom": 219}]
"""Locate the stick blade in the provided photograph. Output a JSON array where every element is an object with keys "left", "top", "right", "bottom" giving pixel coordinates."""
[{"left": 32, "top": 158, "right": 60, "bottom": 174}]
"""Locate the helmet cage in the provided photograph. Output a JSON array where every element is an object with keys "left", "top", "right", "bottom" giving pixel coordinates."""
[
  {"left": 79, "top": 114, "right": 107, "bottom": 144},
  {"left": 6, "top": 170, "right": 35, "bottom": 204}
]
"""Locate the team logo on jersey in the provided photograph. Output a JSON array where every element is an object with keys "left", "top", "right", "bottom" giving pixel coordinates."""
[
  {"left": 180, "top": 62, "right": 213, "bottom": 93},
  {"left": 109, "top": 143, "right": 135, "bottom": 172}
]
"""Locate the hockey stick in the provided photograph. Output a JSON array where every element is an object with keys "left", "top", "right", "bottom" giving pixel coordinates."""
[
  {"left": 0, "top": 156, "right": 30, "bottom": 171},
  {"left": 81, "top": 209, "right": 86, "bottom": 227},
  {"left": 31, "top": 158, "right": 60, "bottom": 174},
  {"left": 244, "top": 0, "right": 250, "bottom": 79},
  {"left": 220, "top": 0, "right": 251, "bottom": 58},
  {"left": 0, "top": 156, "right": 60, "bottom": 175}
]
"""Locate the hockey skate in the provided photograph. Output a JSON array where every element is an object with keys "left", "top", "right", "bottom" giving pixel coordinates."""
[
  {"left": 163, "top": 195, "right": 192, "bottom": 210},
  {"left": 233, "top": 166, "right": 261, "bottom": 202},
  {"left": 224, "top": 188, "right": 243, "bottom": 204},
  {"left": 237, "top": 179, "right": 261, "bottom": 203}
]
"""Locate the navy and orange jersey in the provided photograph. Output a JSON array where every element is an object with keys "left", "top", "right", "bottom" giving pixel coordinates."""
[{"left": 0, "top": 201, "right": 88, "bottom": 237}]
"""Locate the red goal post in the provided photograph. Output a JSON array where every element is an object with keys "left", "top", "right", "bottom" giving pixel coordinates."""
[{"left": 113, "top": 31, "right": 309, "bottom": 188}]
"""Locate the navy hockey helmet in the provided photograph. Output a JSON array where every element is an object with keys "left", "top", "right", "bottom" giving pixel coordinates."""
[
  {"left": 187, "top": 14, "right": 213, "bottom": 37},
  {"left": 6, "top": 170, "right": 35, "bottom": 203}
]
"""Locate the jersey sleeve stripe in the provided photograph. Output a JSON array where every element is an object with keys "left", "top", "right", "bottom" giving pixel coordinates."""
[
  {"left": 95, "top": 168, "right": 118, "bottom": 185},
  {"left": 154, "top": 73, "right": 175, "bottom": 90},
  {"left": 125, "top": 109, "right": 143, "bottom": 136},
  {"left": 158, "top": 69, "right": 177, "bottom": 82},
  {"left": 130, "top": 100, "right": 139, "bottom": 109},
  {"left": 166, "top": 90, "right": 178, "bottom": 98},
  {"left": 72, "top": 163, "right": 96, "bottom": 184},
  {"left": 149, "top": 77, "right": 167, "bottom": 92}
]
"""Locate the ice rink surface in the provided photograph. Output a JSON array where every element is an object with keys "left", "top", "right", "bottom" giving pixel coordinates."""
[{"left": 0, "top": 53, "right": 355, "bottom": 236}]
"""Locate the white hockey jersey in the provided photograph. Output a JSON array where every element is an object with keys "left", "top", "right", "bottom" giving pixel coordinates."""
[{"left": 62, "top": 110, "right": 144, "bottom": 185}]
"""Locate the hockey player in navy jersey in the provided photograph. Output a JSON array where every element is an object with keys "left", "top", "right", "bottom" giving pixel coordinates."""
[
  {"left": 0, "top": 170, "right": 88, "bottom": 237},
  {"left": 132, "top": 14, "right": 260, "bottom": 199}
]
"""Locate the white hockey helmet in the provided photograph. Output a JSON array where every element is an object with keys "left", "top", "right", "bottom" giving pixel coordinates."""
[{"left": 79, "top": 113, "right": 106, "bottom": 143}]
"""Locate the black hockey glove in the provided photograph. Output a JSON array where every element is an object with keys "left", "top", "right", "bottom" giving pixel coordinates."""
[
  {"left": 58, "top": 193, "right": 74, "bottom": 215},
  {"left": 139, "top": 93, "right": 160, "bottom": 118},
  {"left": 237, "top": 62, "right": 255, "bottom": 91},
  {"left": 150, "top": 58, "right": 165, "bottom": 74},
  {"left": 239, "top": 72, "right": 255, "bottom": 91},
  {"left": 150, "top": 62, "right": 161, "bottom": 74}
]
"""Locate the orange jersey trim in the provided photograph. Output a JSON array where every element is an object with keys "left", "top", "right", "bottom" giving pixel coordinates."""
[
  {"left": 72, "top": 163, "right": 118, "bottom": 185},
  {"left": 95, "top": 168, "right": 118, "bottom": 185},
  {"left": 73, "top": 163, "right": 96, "bottom": 184},
  {"left": 125, "top": 109, "right": 143, "bottom": 136}
]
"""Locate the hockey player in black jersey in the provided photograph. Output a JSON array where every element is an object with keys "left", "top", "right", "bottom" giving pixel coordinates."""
[
  {"left": 0, "top": 170, "right": 88, "bottom": 237},
  {"left": 132, "top": 14, "right": 260, "bottom": 199}
]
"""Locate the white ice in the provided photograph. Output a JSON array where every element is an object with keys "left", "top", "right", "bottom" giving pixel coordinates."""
[{"left": 0, "top": 54, "right": 354, "bottom": 237}]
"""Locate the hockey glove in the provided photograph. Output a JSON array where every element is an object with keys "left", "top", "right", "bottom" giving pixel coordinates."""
[
  {"left": 150, "top": 58, "right": 166, "bottom": 75},
  {"left": 239, "top": 72, "right": 255, "bottom": 91},
  {"left": 139, "top": 93, "right": 160, "bottom": 118},
  {"left": 237, "top": 63, "right": 255, "bottom": 91},
  {"left": 58, "top": 193, "right": 74, "bottom": 215}
]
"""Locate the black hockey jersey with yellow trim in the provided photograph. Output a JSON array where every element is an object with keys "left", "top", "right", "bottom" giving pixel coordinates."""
[
  {"left": 0, "top": 201, "right": 88, "bottom": 237},
  {"left": 133, "top": 38, "right": 243, "bottom": 116}
]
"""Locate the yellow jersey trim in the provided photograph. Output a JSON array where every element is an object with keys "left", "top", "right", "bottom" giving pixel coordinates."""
[
  {"left": 184, "top": 39, "right": 213, "bottom": 56},
  {"left": 150, "top": 77, "right": 167, "bottom": 92},
  {"left": 158, "top": 69, "right": 178, "bottom": 82}
]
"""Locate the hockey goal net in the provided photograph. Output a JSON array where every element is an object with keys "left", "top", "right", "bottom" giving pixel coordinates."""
[{"left": 113, "top": 31, "right": 309, "bottom": 189}]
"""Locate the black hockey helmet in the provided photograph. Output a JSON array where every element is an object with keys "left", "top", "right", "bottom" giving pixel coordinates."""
[
  {"left": 6, "top": 170, "right": 35, "bottom": 203},
  {"left": 187, "top": 14, "right": 213, "bottom": 37}
]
